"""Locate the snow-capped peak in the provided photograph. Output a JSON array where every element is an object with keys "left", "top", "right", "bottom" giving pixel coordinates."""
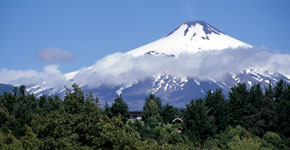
[
  {"left": 127, "top": 20, "right": 252, "bottom": 57},
  {"left": 166, "top": 20, "right": 223, "bottom": 37}
]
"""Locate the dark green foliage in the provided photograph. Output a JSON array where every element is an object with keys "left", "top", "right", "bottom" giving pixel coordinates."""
[
  {"left": 227, "top": 83, "right": 279, "bottom": 136},
  {"left": 262, "top": 132, "right": 287, "bottom": 150},
  {"left": 63, "top": 83, "right": 86, "bottom": 114},
  {"left": 111, "top": 95, "right": 129, "bottom": 123},
  {"left": 143, "top": 94, "right": 162, "bottom": 123},
  {"left": 0, "top": 108, "right": 9, "bottom": 127},
  {"left": 277, "top": 84, "right": 290, "bottom": 137},
  {"left": 161, "top": 103, "right": 178, "bottom": 123},
  {"left": 205, "top": 89, "right": 228, "bottom": 133},
  {"left": 13, "top": 86, "right": 18, "bottom": 96},
  {"left": 228, "top": 83, "right": 249, "bottom": 126},
  {"left": 37, "top": 95, "right": 63, "bottom": 116},
  {"left": 0, "top": 92, "right": 17, "bottom": 113},
  {"left": 0, "top": 81, "right": 290, "bottom": 149},
  {"left": 242, "top": 84, "right": 268, "bottom": 136},
  {"left": 20, "top": 125, "right": 40, "bottom": 150},
  {"left": 247, "top": 84, "right": 264, "bottom": 108},
  {"left": 32, "top": 85, "right": 140, "bottom": 149},
  {"left": 0, "top": 131, "right": 23, "bottom": 149},
  {"left": 274, "top": 80, "right": 285, "bottom": 102},
  {"left": 183, "top": 98, "right": 216, "bottom": 142},
  {"left": 265, "top": 82, "right": 274, "bottom": 99},
  {"left": 12, "top": 93, "right": 38, "bottom": 137},
  {"left": 146, "top": 94, "right": 162, "bottom": 109},
  {"left": 19, "top": 85, "right": 26, "bottom": 96},
  {"left": 104, "top": 102, "right": 113, "bottom": 118},
  {"left": 215, "top": 125, "right": 257, "bottom": 149}
]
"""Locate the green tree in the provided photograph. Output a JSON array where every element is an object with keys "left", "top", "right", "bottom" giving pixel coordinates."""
[
  {"left": 265, "top": 83, "right": 274, "bottom": 99},
  {"left": 277, "top": 84, "right": 290, "bottom": 137},
  {"left": 63, "top": 83, "right": 85, "bottom": 114},
  {"left": 31, "top": 84, "right": 145, "bottom": 149},
  {"left": 0, "top": 131, "right": 23, "bottom": 150},
  {"left": 161, "top": 103, "right": 178, "bottom": 124},
  {"left": 216, "top": 125, "right": 258, "bottom": 149},
  {"left": 95, "top": 116, "right": 142, "bottom": 150},
  {"left": 143, "top": 99, "right": 162, "bottom": 123},
  {"left": 12, "top": 93, "right": 38, "bottom": 137},
  {"left": 274, "top": 80, "right": 285, "bottom": 102},
  {"left": 242, "top": 84, "right": 265, "bottom": 136},
  {"left": 47, "top": 96, "right": 63, "bottom": 112},
  {"left": 205, "top": 89, "right": 228, "bottom": 132},
  {"left": 227, "top": 136, "right": 270, "bottom": 150},
  {"left": 104, "top": 102, "right": 112, "bottom": 118},
  {"left": 247, "top": 84, "right": 264, "bottom": 108},
  {"left": 145, "top": 94, "right": 162, "bottom": 109},
  {"left": 167, "top": 131, "right": 189, "bottom": 145},
  {"left": 143, "top": 94, "right": 162, "bottom": 123},
  {"left": 19, "top": 85, "right": 26, "bottom": 96},
  {"left": 20, "top": 125, "right": 40, "bottom": 150},
  {"left": 158, "top": 128, "right": 169, "bottom": 144},
  {"left": 13, "top": 86, "right": 18, "bottom": 96},
  {"left": 33, "top": 84, "right": 102, "bottom": 149},
  {"left": 228, "top": 83, "right": 249, "bottom": 126},
  {"left": 0, "top": 92, "right": 17, "bottom": 114},
  {"left": 262, "top": 131, "right": 287, "bottom": 150},
  {"left": 261, "top": 83, "right": 278, "bottom": 134},
  {"left": 0, "top": 108, "right": 9, "bottom": 129},
  {"left": 183, "top": 98, "right": 216, "bottom": 142},
  {"left": 110, "top": 95, "right": 129, "bottom": 123}
]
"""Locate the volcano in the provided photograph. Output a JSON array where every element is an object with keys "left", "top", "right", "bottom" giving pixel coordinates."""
[
  {"left": 26, "top": 21, "right": 289, "bottom": 110},
  {"left": 127, "top": 21, "right": 252, "bottom": 57}
]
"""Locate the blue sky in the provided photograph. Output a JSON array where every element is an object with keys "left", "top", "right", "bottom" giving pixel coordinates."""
[{"left": 1, "top": 0, "right": 290, "bottom": 73}]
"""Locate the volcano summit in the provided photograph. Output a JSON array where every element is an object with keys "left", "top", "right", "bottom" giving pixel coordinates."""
[
  {"left": 25, "top": 21, "right": 290, "bottom": 110},
  {"left": 127, "top": 21, "right": 252, "bottom": 57}
]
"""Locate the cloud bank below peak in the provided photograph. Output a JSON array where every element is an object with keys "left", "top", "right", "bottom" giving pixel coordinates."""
[
  {"left": 1, "top": 47, "right": 290, "bottom": 90},
  {"left": 72, "top": 47, "right": 290, "bottom": 88},
  {"left": 0, "top": 65, "right": 71, "bottom": 89}
]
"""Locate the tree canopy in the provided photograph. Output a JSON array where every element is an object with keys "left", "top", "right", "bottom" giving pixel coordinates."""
[{"left": 1, "top": 81, "right": 290, "bottom": 149}]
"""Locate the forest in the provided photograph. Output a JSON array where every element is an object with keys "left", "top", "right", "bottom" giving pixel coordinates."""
[{"left": 0, "top": 80, "right": 290, "bottom": 150}]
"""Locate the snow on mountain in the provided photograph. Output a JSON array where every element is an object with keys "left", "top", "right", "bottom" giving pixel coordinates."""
[
  {"left": 230, "top": 69, "right": 290, "bottom": 88},
  {"left": 24, "top": 20, "right": 289, "bottom": 110},
  {"left": 28, "top": 68, "right": 289, "bottom": 110},
  {"left": 64, "top": 70, "right": 80, "bottom": 80},
  {"left": 152, "top": 73, "right": 188, "bottom": 93},
  {"left": 127, "top": 21, "right": 252, "bottom": 57},
  {"left": 113, "top": 69, "right": 289, "bottom": 110}
]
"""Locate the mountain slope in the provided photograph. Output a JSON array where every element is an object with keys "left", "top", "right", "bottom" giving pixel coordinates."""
[
  {"left": 26, "top": 69, "right": 290, "bottom": 110},
  {"left": 127, "top": 21, "right": 252, "bottom": 57},
  {"left": 25, "top": 20, "right": 289, "bottom": 110},
  {"left": 117, "top": 69, "right": 290, "bottom": 110},
  {"left": 0, "top": 83, "right": 14, "bottom": 94}
]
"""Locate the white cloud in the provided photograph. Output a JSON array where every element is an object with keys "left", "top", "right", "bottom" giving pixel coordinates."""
[
  {"left": 37, "top": 48, "right": 75, "bottom": 63},
  {"left": 0, "top": 65, "right": 71, "bottom": 89},
  {"left": 72, "top": 48, "right": 290, "bottom": 88},
  {"left": 44, "top": 65, "right": 61, "bottom": 74},
  {"left": 1, "top": 48, "right": 290, "bottom": 90}
]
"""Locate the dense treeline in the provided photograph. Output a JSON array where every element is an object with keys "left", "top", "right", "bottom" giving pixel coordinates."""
[{"left": 0, "top": 80, "right": 290, "bottom": 149}]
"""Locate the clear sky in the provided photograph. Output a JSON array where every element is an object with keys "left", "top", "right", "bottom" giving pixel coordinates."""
[{"left": 1, "top": 0, "right": 290, "bottom": 73}]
